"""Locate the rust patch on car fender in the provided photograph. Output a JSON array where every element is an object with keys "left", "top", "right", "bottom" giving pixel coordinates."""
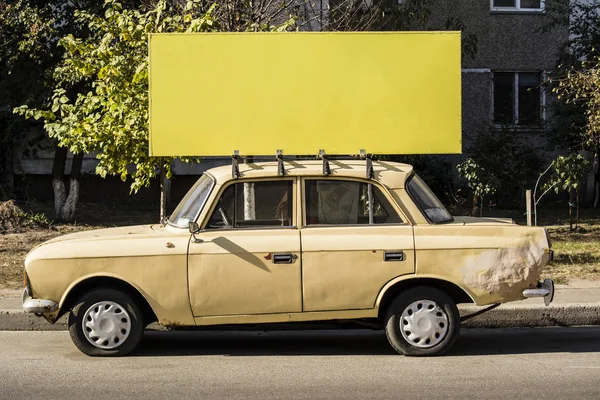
[{"left": 461, "top": 235, "right": 547, "bottom": 298}]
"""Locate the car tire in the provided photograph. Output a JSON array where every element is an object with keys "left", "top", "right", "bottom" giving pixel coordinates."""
[
  {"left": 384, "top": 286, "right": 460, "bottom": 356},
  {"left": 68, "top": 288, "right": 145, "bottom": 357}
]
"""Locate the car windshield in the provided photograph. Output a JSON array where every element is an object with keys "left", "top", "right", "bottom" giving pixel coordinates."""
[
  {"left": 168, "top": 174, "right": 214, "bottom": 227},
  {"left": 406, "top": 174, "right": 453, "bottom": 224}
]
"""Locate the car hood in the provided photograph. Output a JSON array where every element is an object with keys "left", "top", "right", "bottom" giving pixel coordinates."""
[
  {"left": 43, "top": 224, "right": 158, "bottom": 245},
  {"left": 451, "top": 216, "right": 516, "bottom": 226}
]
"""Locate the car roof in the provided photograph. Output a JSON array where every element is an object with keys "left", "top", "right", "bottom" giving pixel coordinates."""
[{"left": 206, "top": 160, "right": 413, "bottom": 189}]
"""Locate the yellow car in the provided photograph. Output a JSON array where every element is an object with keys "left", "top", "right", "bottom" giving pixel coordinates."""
[{"left": 22, "top": 160, "right": 554, "bottom": 356}]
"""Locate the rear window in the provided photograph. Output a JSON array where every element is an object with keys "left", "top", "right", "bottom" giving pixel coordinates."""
[{"left": 406, "top": 174, "right": 453, "bottom": 224}]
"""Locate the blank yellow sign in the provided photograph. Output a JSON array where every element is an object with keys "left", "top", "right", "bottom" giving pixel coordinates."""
[{"left": 149, "top": 32, "right": 461, "bottom": 156}]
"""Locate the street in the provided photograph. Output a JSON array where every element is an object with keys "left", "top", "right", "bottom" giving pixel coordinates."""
[{"left": 1, "top": 327, "right": 599, "bottom": 399}]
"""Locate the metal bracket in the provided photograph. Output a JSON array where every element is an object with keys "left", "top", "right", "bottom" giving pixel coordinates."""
[
  {"left": 276, "top": 150, "right": 285, "bottom": 176},
  {"left": 319, "top": 149, "right": 331, "bottom": 176},
  {"left": 360, "top": 149, "right": 374, "bottom": 179},
  {"left": 232, "top": 150, "right": 240, "bottom": 179}
]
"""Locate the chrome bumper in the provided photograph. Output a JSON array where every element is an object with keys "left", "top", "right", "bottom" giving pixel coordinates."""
[
  {"left": 22, "top": 288, "right": 59, "bottom": 314},
  {"left": 522, "top": 278, "right": 555, "bottom": 306}
]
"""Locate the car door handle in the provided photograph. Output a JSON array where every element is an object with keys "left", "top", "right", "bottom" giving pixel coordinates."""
[
  {"left": 272, "top": 253, "right": 294, "bottom": 264},
  {"left": 384, "top": 251, "right": 405, "bottom": 262}
]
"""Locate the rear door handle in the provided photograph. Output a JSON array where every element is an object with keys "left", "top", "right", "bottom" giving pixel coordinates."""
[
  {"left": 384, "top": 251, "right": 405, "bottom": 262},
  {"left": 272, "top": 253, "right": 294, "bottom": 264}
]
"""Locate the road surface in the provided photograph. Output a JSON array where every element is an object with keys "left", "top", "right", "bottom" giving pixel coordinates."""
[{"left": 1, "top": 327, "right": 599, "bottom": 399}]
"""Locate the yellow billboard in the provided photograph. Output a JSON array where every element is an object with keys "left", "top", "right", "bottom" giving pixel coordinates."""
[{"left": 149, "top": 32, "right": 461, "bottom": 156}]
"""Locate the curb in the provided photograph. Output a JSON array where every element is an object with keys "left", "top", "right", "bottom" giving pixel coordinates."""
[
  {"left": 1, "top": 303, "right": 599, "bottom": 331},
  {"left": 460, "top": 303, "right": 600, "bottom": 328}
]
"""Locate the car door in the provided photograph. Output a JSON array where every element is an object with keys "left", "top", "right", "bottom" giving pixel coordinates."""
[
  {"left": 187, "top": 178, "right": 302, "bottom": 317},
  {"left": 300, "top": 178, "right": 415, "bottom": 312}
]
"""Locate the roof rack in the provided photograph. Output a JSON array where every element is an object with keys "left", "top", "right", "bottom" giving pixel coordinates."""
[
  {"left": 232, "top": 150, "right": 240, "bottom": 178},
  {"left": 230, "top": 149, "right": 375, "bottom": 179}
]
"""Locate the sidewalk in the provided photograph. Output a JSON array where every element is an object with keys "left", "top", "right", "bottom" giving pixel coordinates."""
[{"left": 1, "top": 284, "right": 600, "bottom": 331}]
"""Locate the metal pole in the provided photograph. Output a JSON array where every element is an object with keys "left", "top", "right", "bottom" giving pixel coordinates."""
[{"left": 526, "top": 189, "right": 532, "bottom": 226}]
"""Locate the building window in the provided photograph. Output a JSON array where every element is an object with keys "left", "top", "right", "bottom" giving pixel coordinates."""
[
  {"left": 493, "top": 72, "right": 542, "bottom": 126},
  {"left": 491, "top": 0, "right": 544, "bottom": 12}
]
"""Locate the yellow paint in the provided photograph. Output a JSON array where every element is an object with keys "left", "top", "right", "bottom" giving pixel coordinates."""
[{"left": 148, "top": 32, "right": 462, "bottom": 156}]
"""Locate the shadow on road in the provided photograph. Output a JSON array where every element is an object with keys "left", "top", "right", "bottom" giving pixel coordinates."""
[{"left": 133, "top": 326, "right": 600, "bottom": 357}]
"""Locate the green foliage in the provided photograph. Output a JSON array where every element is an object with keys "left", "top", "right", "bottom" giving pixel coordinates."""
[
  {"left": 456, "top": 158, "right": 498, "bottom": 200},
  {"left": 545, "top": 1, "right": 600, "bottom": 155},
  {"left": 0, "top": 1, "right": 58, "bottom": 179},
  {"left": 542, "top": 154, "right": 591, "bottom": 195},
  {"left": 19, "top": 211, "right": 52, "bottom": 227},
  {"left": 552, "top": 55, "right": 600, "bottom": 152},
  {"left": 466, "top": 126, "right": 545, "bottom": 206},
  {"left": 15, "top": 0, "right": 296, "bottom": 193}
]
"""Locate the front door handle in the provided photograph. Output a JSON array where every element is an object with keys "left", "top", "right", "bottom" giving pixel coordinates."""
[
  {"left": 272, "top": 253, "right": 294, "bottom": 264},
  {"left": 384, "top": 251, "right": 405, "bottom": 262}
]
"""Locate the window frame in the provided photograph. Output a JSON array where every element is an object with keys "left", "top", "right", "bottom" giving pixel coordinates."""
[
  {"left": 201, "top": 177, "right": 297, "bottom": 231},
  {"left": 490, "top": 0, "right": 545, "bottom": 13},
  {"left": 300, "top": 177, "right": 409, "bottom": 228},
  {"left": 492, "top": 70, "right": 545, "bottom": 127}
]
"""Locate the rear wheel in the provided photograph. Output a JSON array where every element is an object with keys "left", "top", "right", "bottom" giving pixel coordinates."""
[
  {"left": 68, "top": 288, "right": 144, "bottom": 357},
  {"left": 384, "top": 286, "right": 460, "bottom": 356}
]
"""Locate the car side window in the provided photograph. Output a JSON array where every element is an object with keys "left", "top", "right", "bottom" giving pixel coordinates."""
[
  {"left": 206, "top": 181, "right": 293, "bottom": 229},
  {"left": 305, "top": 180, "right": 402, "bottom": 225}
]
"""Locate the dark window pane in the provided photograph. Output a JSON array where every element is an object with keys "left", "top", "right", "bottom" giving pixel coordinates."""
[
  {"left": 518, "top": 72, "right": 541, "bottom": 125},
  {"left": 521, "top": 0, "right": 541, "bottom": 9},
  {"left": 235, "top": 181, "right": 292, "bottom": 227},
  {"left": 207, "top": 181, "right": 293, "bottom": 229},
  {"left": 207, "top": 185, "right": 235, "bottom": 229},
  {"left": 493, "top": 0, "right": 515, "bottom": 7},
  {"left": 305, "top": 180, "right": 401, "bottom": 225},
  {"left": 494, "top": 72, "right": 515, "bottom": 124}
]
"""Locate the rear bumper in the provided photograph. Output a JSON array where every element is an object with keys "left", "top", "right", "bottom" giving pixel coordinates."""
[
  {"left": 22, "top": 288, "right": 59, "bottom": 314},
  {"left": 522, "top": 278, "right": 554, "bottom": 306}
]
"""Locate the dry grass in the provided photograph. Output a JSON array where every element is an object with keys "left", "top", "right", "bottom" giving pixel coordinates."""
[{"left": 544, "top": 221, "right": 600, "bottom": 284}]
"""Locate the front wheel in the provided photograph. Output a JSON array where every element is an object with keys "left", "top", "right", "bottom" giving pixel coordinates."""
[
  {"left": 384, "top": 286, "right": 460, "bottom": 356},
  {"left": 68, "top": 288, "right": 144, "bottom": 357}
]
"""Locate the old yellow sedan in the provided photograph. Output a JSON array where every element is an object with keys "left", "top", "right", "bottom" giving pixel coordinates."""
[{"left": 22, "top": 160, "right": 554, "bottom": 356}]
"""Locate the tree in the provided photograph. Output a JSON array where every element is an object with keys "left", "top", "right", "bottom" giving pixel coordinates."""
[
  {"left": 1, "top": 1, "right": 112, "bottom": 218},
  {"left": 540, "top": 154, "right": 590, "bottom": 230},
  {"left": 545, "top": 0, "right": 600, "bottom": 208},
  {"left": 456, "top": 158, "right": 498, "bottom": 217},
  {"left": 0, "top": 1, "right": 57, "bottom": 199},
  {"left": 15, "top": 0, "right": 296, "bottom": 222},
  {"left": 552, "top": 55, "right": 600, "bottom": 209}
]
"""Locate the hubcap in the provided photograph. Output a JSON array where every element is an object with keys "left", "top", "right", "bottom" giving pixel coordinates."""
[
  {"left": 399, "top": 300, "right": 449, "bottom": 349},
  {"left": 82, "top": 301, "right": 132, "bottom": 350}
]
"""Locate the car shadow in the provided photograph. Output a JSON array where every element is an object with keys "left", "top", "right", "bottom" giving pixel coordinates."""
[{"left": 132, "top": 326, "right": 600, "bottom": 357}]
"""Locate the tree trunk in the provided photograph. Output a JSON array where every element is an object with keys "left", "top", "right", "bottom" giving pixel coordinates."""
[
  {"left": 593, "top": 150, "right": 599, "bottom": 209},
  {"left": 52, "top": 146, "right": 68, "bottom": 219},
  {"left": 480, "top": 196, "right": 484, "bottom": 217},
  {"left": 471, "top": 194, "right": 478, "bottom": 217},
  {"left": 159, "top": 163, "right": 169, "bottom": 223},
  {"left": 60, "top": 152, "right": 83, "bottom": 222},
  {"left": 569, "top": 189, "right": 574, "bottom": 231}
]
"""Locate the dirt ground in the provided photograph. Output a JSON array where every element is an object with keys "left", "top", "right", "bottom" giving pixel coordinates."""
[{"left": 1, "top": 200, "right": 599, "bottom": 289}]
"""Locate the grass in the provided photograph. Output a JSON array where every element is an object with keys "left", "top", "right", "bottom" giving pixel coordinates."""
[
  {"left": 1, "top": 201, "right": 599, "bottom": 289},
  {"left": 544, "top": 221, "right": 600, "bottom": 284}
]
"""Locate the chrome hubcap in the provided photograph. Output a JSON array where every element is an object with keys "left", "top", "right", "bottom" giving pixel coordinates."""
[
  {"left": 399, "top": 300, "right": 449, "bottom": 348},
  {"left": 82, "top": 301, "right": 131, "bottom": 350}
]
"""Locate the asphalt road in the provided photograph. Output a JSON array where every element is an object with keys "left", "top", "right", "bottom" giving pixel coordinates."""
[{"left": 1, "top": 327, "right": 600, "bottom": 399}]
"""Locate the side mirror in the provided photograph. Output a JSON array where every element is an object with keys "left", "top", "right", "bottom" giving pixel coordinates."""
[{"left": 188, "top": 221, "right": 200, "bottom": 234}]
